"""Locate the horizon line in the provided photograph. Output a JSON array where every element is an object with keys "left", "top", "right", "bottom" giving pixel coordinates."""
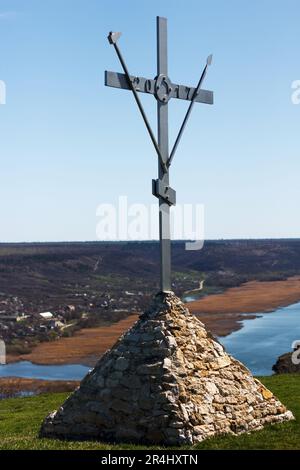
[{"left": 1, "top": 237, "right": 300, "bottom": 245}]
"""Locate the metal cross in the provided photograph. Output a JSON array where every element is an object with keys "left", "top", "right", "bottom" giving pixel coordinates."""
[{"left": 105, "top": 16, "right": 213, "bottom": 293}]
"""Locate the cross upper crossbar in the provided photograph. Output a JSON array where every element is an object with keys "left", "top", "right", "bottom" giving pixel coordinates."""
[{"left": 105, "top": 71, "right": 213, "bottom": 105}]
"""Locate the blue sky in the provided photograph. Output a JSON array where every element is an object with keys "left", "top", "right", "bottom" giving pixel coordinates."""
[{"left": 0, "top": 0, "right": 300, "bottom": 242}]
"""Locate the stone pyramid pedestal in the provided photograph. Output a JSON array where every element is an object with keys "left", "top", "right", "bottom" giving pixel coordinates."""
[{"left": 40, "top": 293, "right": 294, "bottom": 445}]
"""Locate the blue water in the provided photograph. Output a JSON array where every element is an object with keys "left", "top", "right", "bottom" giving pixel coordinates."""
[
  {"left": 0, "top": 361, "right": 90, "bottom": 381},
  {"left": 183, "top": 292, "right": 204, "bottom": 302},
  {"left": 183, "top": 294, "right": 199, "bottom": 302},
  {"left": 0, "top": 390, "right": 36, "bottom": 399},
  {"left": 220, "top": 302, "right": 300, "bottom": 376}
]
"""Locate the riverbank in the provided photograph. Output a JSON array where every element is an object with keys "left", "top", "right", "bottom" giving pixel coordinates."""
[
  {"left": 0, "top": 377, "right": 79, "bottom": 399},
  {"left": 273, "top": 350, "right": 300, "bottom": 374},
  {"left": 188, "top": 276, "right": 300, "bottom": 336},
  {"left": 5, "top": 277, "right": 300, "bottom": 366}
]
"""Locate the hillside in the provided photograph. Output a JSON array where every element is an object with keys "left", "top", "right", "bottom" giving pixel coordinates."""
[
  {"left": 0, "top": 374, "right": 299, "bottom": 450},
  {"left": 2, "top": 239, "right": 300, "bottom": 359},
  {"left": 2, "top": 239, "right": 300, "bottom": 303}
]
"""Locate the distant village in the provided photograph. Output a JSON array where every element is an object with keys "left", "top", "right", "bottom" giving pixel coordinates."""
[
  {"left": 0, "top": 243, "right": 199, "bottom": 357},
  {"left": 0, "top": 288, "right": 148, "bottom": 355}
]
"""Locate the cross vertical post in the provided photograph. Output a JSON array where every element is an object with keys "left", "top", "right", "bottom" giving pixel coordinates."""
[
  {"left": 105, "top": 16, "right": 213, "bottom": 295},
  {"left": 157, "top": 16, "right": 171, "bottom": 293}
]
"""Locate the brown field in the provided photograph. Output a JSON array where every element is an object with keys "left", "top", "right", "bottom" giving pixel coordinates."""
[
  {"left": 0, "top": 377, "right": 79, "bottom": 398},
  {"left": 188, "top": 276, "right": 300, "bottom": 335},
  {"left": 6, "top": 277, "right": 300, "bottom": 366},
  {"left": 6, "top": 315, "right": 139, "bottom": 366}
]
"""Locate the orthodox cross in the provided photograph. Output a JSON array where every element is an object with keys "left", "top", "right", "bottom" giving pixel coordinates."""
[{"left": 105, "top": 16, "right": 213, "bottom": 293}]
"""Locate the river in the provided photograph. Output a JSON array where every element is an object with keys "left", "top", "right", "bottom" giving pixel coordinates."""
[
  {"left": 0, "top": 361, "right": 90, "bottom": 381},
  {"left": 219, "top": 301, "right": 300, "bottom": 375}
]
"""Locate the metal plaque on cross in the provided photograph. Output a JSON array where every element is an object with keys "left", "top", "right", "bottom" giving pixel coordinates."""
[{"left": 105, "top": 16, "right": 213, "bottom": 293}]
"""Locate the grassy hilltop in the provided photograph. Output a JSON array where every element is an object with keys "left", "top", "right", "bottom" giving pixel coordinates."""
[{"left": 0, "top": 374, "right": 299, "bottom": 450}]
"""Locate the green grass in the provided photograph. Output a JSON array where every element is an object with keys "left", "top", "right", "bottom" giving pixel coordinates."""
[{"left": 0, "top": 375, "right": 299, "bottom": 450}]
